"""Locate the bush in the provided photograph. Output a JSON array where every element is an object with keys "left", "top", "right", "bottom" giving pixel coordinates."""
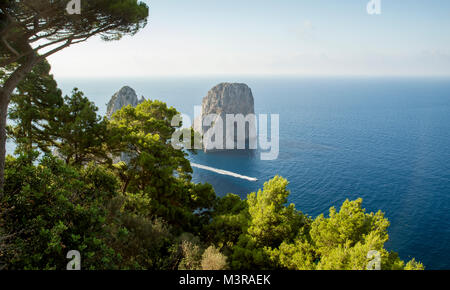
[
  {"left": 0, "top": 154, "right": 120, "bottom": 270},
  {"left": 201, "top": 246, "right": 228, "bottom": 270},
  {"left": 178, "top": 234, "right": 203, "bottom": 270}
]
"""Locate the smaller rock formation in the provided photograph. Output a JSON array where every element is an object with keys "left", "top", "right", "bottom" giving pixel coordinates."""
[
  {"left": 106, "top": 86, "right": 145, "bottom": 118},
  {"left": 106, "top": 86, "right": 145, "bottom": 163}
]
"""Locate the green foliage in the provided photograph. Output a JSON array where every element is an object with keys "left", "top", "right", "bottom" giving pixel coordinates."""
[
  {"left": 200, "top": 193, "right": 248, "bottom": 266},
  {"left": 109, "top": 100, "right": 191, "bottom": 184},
  {"left": 247, "top": 176, "right": 306, "bottom": 247},
  {"left": 269, "top": 198, "right": 424, "bottom": 270},
  {"left": 1, "top": 0, "right": 149, "bottom": 65},
  {"left": 0, "top": 154, "right": 120, "bottom": 270},
  {"left": 106, "top": 210, "right": 178, "bottom": 269},
  {"left": 309, "top": 199, "right": 392, "bottom": 270},
  {"left": 310, "top": 198, "right": 389, "bottom": 255},
  {"left": 109, "top": 100, "right": 216, "bottom": 231},
  {"left": 221, "top": 177, "right": 423, "bottom": 270},
  {"left": 203, "top": 193, "right": 249, "bottom": 249},
  {"left": 230, "top": 234, "right": 273, "bottom": 270},
  {"left": 405, "top": 258, "right": 425, "bottom": 270},
  {"left": 50, "top": 89, "right": 110, "bottom": 166},
  {"left": 8, "top": 64, "right": 111, "bottom": 166},
  {"left": 7, "top": 60, "right": 63, "bottom": 155},
  {"left": 229, "top": 176, "right": 306, "bottom": 269},
  {"left": 0, "top": 153, "right": 184, "bottom": 270},
  {"left": 0, "top": 0, "right": 150, "bottom": 195},
  {"left": 269, "top": 238, "right": 317, "bottom": 270}
]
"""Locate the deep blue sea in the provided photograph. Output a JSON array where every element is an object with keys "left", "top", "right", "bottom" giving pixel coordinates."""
[{"left": 9, "top": 76, "right": 450, "bottom": 269}]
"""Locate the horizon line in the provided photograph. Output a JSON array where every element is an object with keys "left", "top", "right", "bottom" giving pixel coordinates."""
[{"left": 53, "top": 74, "right": 450, "bottom": 80}]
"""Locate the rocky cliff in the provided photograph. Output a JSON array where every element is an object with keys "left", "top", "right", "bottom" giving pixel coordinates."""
[
  {"left": 106, "top": 86, "right": 145, "bottom": 118},
  {"left": 195, "top": 83, "right": 256, "bottom": 151}
]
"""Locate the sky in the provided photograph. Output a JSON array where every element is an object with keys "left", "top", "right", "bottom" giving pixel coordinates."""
[{"left": 47, "top": 0, "right": 450, "bottom": 77}]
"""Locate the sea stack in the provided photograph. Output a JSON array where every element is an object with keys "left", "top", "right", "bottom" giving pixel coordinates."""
[
  {"left": 195, "top": 83, "right": 256, "bottom": 152},
  {"left": 106, "top": 86, "right": 145, "bottom": 118},
  {"left": 106, "top": 86, "right": 145, "bottom": 163}
]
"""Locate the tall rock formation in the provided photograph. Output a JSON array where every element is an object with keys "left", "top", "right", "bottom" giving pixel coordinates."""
[
  {"left": 106, "top": 86, "right": 145, "bottom": 118},
  {"left": 195, "top": 83, "right": 256, "bottom": 152}
]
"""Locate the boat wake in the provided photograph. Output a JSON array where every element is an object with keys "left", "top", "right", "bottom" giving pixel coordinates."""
[{"left": 191, "top": 163, "right": 258, "bottom": 182}]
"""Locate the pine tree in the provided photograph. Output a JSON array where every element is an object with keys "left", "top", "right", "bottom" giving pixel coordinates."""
[
  {"left": 7, "top": 60, "right": 63, "bottom": 156},
  {"left": 49, "top": 88, "right": 110, "bottom": 166},
  {"left": 0, "top": 0, "right": 149, "bottom": 190},
  {"left": 109, "top": 100, "right": 216, "bottom": 231}
]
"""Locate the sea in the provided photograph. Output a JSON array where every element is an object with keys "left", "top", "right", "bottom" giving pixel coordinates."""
[{"left": 7, "top": 76, "right": 450, "bottom": 269}]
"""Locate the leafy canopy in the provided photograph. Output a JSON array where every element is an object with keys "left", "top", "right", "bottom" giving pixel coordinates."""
[{"left": 0, "top": 0, "right": 149, "bottom": 67}]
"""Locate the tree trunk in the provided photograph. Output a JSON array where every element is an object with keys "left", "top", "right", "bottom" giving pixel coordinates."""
[
  {"left": 0, "top": 92, "right": 8, "bottom": 196},
  {"left": 0, "top": 55, "right": 39, "bottom": 194}
]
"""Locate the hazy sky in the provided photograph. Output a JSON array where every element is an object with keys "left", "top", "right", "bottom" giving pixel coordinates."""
[{"left": 48, "top": 0, "right": 450, "bottom": 77}]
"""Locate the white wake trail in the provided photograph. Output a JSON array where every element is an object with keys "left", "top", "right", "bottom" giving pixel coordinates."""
[{"left": 191, "top": 163, "right": 258, "bottom": 182}]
